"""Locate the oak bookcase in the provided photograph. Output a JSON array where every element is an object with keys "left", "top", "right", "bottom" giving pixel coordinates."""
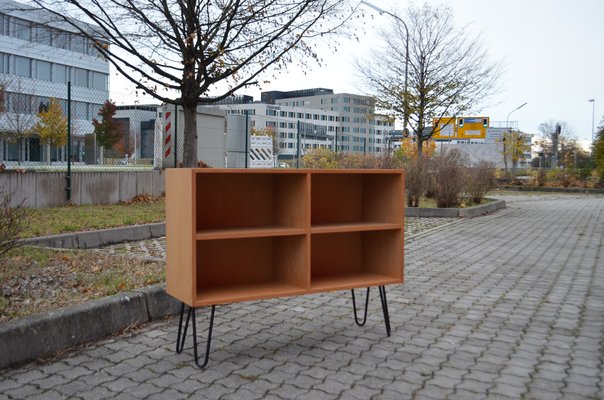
[{"left": 166, "top": 168, "right": 404, "bottom": 367}]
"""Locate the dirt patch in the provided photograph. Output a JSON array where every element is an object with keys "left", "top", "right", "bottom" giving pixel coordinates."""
[{"left": 0, "top": 247, "right": 165, "bottom": 323}]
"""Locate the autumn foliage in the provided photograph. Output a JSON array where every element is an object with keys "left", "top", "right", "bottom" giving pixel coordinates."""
[{"left": 92, "top": 100, "right": 125, "bottom": 149}]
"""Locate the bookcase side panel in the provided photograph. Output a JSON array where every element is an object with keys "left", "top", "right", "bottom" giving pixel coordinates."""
[{"left": 165, "top": 169, "right": 195, "bottom": 305}]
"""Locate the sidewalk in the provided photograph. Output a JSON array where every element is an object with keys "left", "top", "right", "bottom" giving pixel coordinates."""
[{"left": 1, "top": 193, "right": 603, "bottom": 399}]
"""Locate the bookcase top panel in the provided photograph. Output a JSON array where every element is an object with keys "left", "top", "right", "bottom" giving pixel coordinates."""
[{"left": 187, "top": 168, "right": 404, "bottom": 174}]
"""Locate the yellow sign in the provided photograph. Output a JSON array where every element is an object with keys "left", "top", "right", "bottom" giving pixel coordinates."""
[{"left": 432, "top": 117, "right": 489, "bottom": 140}]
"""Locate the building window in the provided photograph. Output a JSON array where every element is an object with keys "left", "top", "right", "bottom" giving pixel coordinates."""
[
  {"left": 13, "top": 18, "right": 32, "bottom": 41},
  {"left": 0, "top": 14, "right": 8, "bottom": 36},
  {"left": 71, "top": 34, "right": 87, "bottom": 54},
  {"left": 54, "top": 31, "right": 69, "bottom": 50},
  {"left": 343, "top": 106, "right": 350, "bottom": 112},
  {"left": 34, "top": 25, "right": 52, "bottom": 46},
  {"left": 342, "top": 97, "right": 350, "bottom": 103},
  {"left": 14, "top": 56, "right": 31, "bottom": 78},
  {"left": 92, "top": 72, "right": 108, "bottom": 90},
  {"left": 54, "top": 64, "right": 67, "bottom": 83},
  {"left": 74, "top": 68, "right": 88, "bottom": 87},
  {"left": 9, "top": 93, "right": 34, "bottom": 114},
  {"left": 0, "top": 52, "right": 8, "bottom": 73},
  {"left": 37, "top": 60, "right": 52, "bottom": 81}
]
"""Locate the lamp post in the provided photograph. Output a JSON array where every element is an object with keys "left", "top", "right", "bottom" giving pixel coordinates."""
[
  {"left": 504, "top": 102, "right": 527, "bottom": 175},
  {"left": 361, "top": 1, "right": 409, "bottom": 135},
  {"left": 589, "top": 99, "right": 595, "bottom": 146},
  {"left": 506, "top": 102, "right": 527, "bottom": 131}
]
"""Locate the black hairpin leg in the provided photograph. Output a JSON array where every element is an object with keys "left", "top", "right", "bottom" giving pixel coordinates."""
[
  {"left": 351, "top": 287, "right": 370, "bottom": 326},
  {"left": 378, "top": 286, "right": 391, "bottom": 337},
  {"left": 175, "top": 302, "right": 216, "bottom": 368},
  {"left": 191, "top": 305, "right": 216, "bottom": 368},
  {"left": 176, "top": 302, "right": 191, "bottom": 353}
]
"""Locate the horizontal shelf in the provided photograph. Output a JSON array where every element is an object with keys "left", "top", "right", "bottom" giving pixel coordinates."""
[
  {"left": 194, "top": 282, "right": 307, "bottom": 306},
  {"left": 311, "top": 222, "right": 402, "bottom": 234},
  {"left": 310, "top": 273, "right": 402, "bottom": 293},
  {"left": 196, "top": 226, "right": 307, "bottom": 240}
]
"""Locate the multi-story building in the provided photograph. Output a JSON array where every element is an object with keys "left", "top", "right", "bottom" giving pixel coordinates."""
[
  {"left": 215, "top": 88, "right": 393, "bottom": 162},
  {"left": 0, "top": 0, "right": 109, "bottom": 164}
]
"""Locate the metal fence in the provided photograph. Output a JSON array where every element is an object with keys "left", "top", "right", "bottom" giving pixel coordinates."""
[{"left": 0, "top": 77, "right": 166, "bottom": 173}]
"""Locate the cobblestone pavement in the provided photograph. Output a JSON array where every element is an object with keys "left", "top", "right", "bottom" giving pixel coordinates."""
[
  {"left": 2, "top": 193, "right": 604, "bottom": 399},
  {"left": 96, "top": 217, "right": 455, "bottom": 261}
]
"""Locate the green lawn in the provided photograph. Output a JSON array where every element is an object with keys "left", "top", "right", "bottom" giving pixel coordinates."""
[{"left": 22, "top": 199, "right": 165, "bottom": 238}]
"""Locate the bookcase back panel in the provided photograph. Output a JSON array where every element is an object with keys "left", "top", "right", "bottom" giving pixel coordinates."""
[
  {"left": 196, "top": 235, "right": 307, "bottom": 289},
  {"left": 196, "top": 173, "right": 307, "bottom": 230},
  {"left": 311, "top": 174, "right": 363, "bottom": 224}
]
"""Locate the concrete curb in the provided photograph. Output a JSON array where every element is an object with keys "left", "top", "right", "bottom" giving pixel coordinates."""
[
  {"left": 23, "top": 223, "right": 166, "bottom": 249},
  {"left": 405, "top": 199, "right": 506, "bottom": 218},
  {"left": 502, "top": 186, "right": 604, "bottom": 194},
  {"left": 0, "top": 284, "right": 180, "bottom": 371}
]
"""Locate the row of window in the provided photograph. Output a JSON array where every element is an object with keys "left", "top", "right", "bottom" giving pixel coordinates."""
[
  {"left": 266, "top": 108, "right": 341, "bottom": 122},
  {"left": 1, "top": 91, "right": 103, "bottom": 120},
  {"left": 0, "top": 52, "right": 108, "bottom": 90},
  {"left": 0, "top": 13, "right": 106, "bottom": 57}
]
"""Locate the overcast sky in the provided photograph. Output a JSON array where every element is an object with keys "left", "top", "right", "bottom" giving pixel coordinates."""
[
  {"left": 111, "top": 0, "right": 604, "bottom": 146},
  {"left": 233, "top": 0, "right": 604, "bottom": 145}
]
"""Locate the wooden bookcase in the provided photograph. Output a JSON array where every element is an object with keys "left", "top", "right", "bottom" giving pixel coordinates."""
[{"left": 166, "top": 169, "right": 404, "bottom": 308}]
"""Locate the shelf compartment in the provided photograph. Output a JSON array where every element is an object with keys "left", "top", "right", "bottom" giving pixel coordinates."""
[
  {"left": 310, "top": 230, "right": 403, "bottom": 292},
  {"left": 195, "top": 235, "right": 309, "bottom": 306},
  {"left": 311, "top": 222, "right": 401, "bottom": 234},
  {"left": 311, "top": 173, "right": 404, "bottom": 226},
  {"left": 197, "top": 226, "right": 307, "bottom": 240},
  {"left": 196, "top": 172, "right": 308, "bottom": 232}
]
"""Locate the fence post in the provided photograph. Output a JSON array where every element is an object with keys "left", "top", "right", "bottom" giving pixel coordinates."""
[
  {"left": 173, "top": 103, "right": 178, "bottom": 168},
  {"left": 66, "top": 81, "right": 72, "bottom": 202}
]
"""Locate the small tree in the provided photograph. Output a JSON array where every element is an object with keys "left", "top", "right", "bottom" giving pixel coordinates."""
[
  {"left": 92, "top": 100, "right": 124, "bottom": 162},
  {"left": 500, "top": 130, "right": 531, "bottom": 177},
  {"left": 404, "top": 155, "right": 431, "bottom": 207},
  {"left": 33, "top": 98, "right": 68, "bottom": 164},
  {"left": 0, "top": 79, "right": 37, "bottom": 165},
  {"left": 594, "top": 123, "right": 604, "bottom": 184}
]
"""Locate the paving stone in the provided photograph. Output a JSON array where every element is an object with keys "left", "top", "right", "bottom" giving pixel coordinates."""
[{"left": 3, "top": 194, "right": 604, "bottom": 399}]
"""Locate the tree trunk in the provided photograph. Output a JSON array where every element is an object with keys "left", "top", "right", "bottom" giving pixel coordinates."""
[
  {"left": 46, "top": 144, "right": 51, "bottom": 165},
  {"left": 502, "top": 141, "right": 509, "bottom": 177},
  {"left": 182, "top": 102, "right": 198, "bottom": 167},
  {"left": 417, "top": 137, "right": 423, "bottom": 158}
]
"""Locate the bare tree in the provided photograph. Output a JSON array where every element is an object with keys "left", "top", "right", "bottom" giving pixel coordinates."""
[
  {"left": 30, "top": 0, "right": 357, "bottom": 167},
  {"left": 537, "top": 120, "right": 586, "bottom": 169},
  {"left": 357, "top": 3, "right": 501, "bottom": 155},
  {"left": 0, "top": 78, "right": 38, "bottom": 165}
]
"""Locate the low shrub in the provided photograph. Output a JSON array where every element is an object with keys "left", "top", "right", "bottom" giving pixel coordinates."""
[
  {"left": 0, "top": 189, "right": 30, "bottom": 257},
  {"left": 404, "top": 156, "right": 431, "bottom": 207},
  {"left": 466, "top": 161, "right": 496, "bottom": 203},
  {"left": 431, "top": 150, "right": 467, "bottom": 208}
]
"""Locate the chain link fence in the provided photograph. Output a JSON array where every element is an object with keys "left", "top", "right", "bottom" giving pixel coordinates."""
[{"left": 0, "top": 77, "right": 167, "bottom": 172}]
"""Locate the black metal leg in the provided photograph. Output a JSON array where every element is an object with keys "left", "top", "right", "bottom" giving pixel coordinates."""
[
  {"left": 191, "top": 305, "right": 216, "bottom": 369},
  {"left": 378, "top": 286, "right": 391, "bottom": 337},
  {"left": 351, "top": 287, "right": 370, "bottom": 326},
  {"left": 176, "top": 302, "right": 192, "bottom": 353}
]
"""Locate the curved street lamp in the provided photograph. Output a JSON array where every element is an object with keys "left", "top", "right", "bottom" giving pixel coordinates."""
[{"left": 361, "top": 1, "right": 409, "bottom": 135}]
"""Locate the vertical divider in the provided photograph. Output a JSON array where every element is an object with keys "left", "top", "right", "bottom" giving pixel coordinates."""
[{"left": 305, "top": 171, "right": 312, "bottom": 290}]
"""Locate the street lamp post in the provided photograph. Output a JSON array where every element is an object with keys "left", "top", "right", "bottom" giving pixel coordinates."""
[
  {"left": 589, "top": 99, "right": 595, "bottom": 146},
  {"left": 361, "top": 1, "right": 409, "bottom": 135},
  {"left": 504, "top": 102, "right": 527, "bottom": 174},
  {"left": 506, "top": 102, "right": 528, "bottom": 131}
]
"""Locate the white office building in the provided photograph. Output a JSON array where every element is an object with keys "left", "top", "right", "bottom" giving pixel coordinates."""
[
  {"left": 0, "top": 0, "right": 109, "bottom": 164},
  {"left": 214, "top": 88, "right": 394, "bottom": 161}
]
